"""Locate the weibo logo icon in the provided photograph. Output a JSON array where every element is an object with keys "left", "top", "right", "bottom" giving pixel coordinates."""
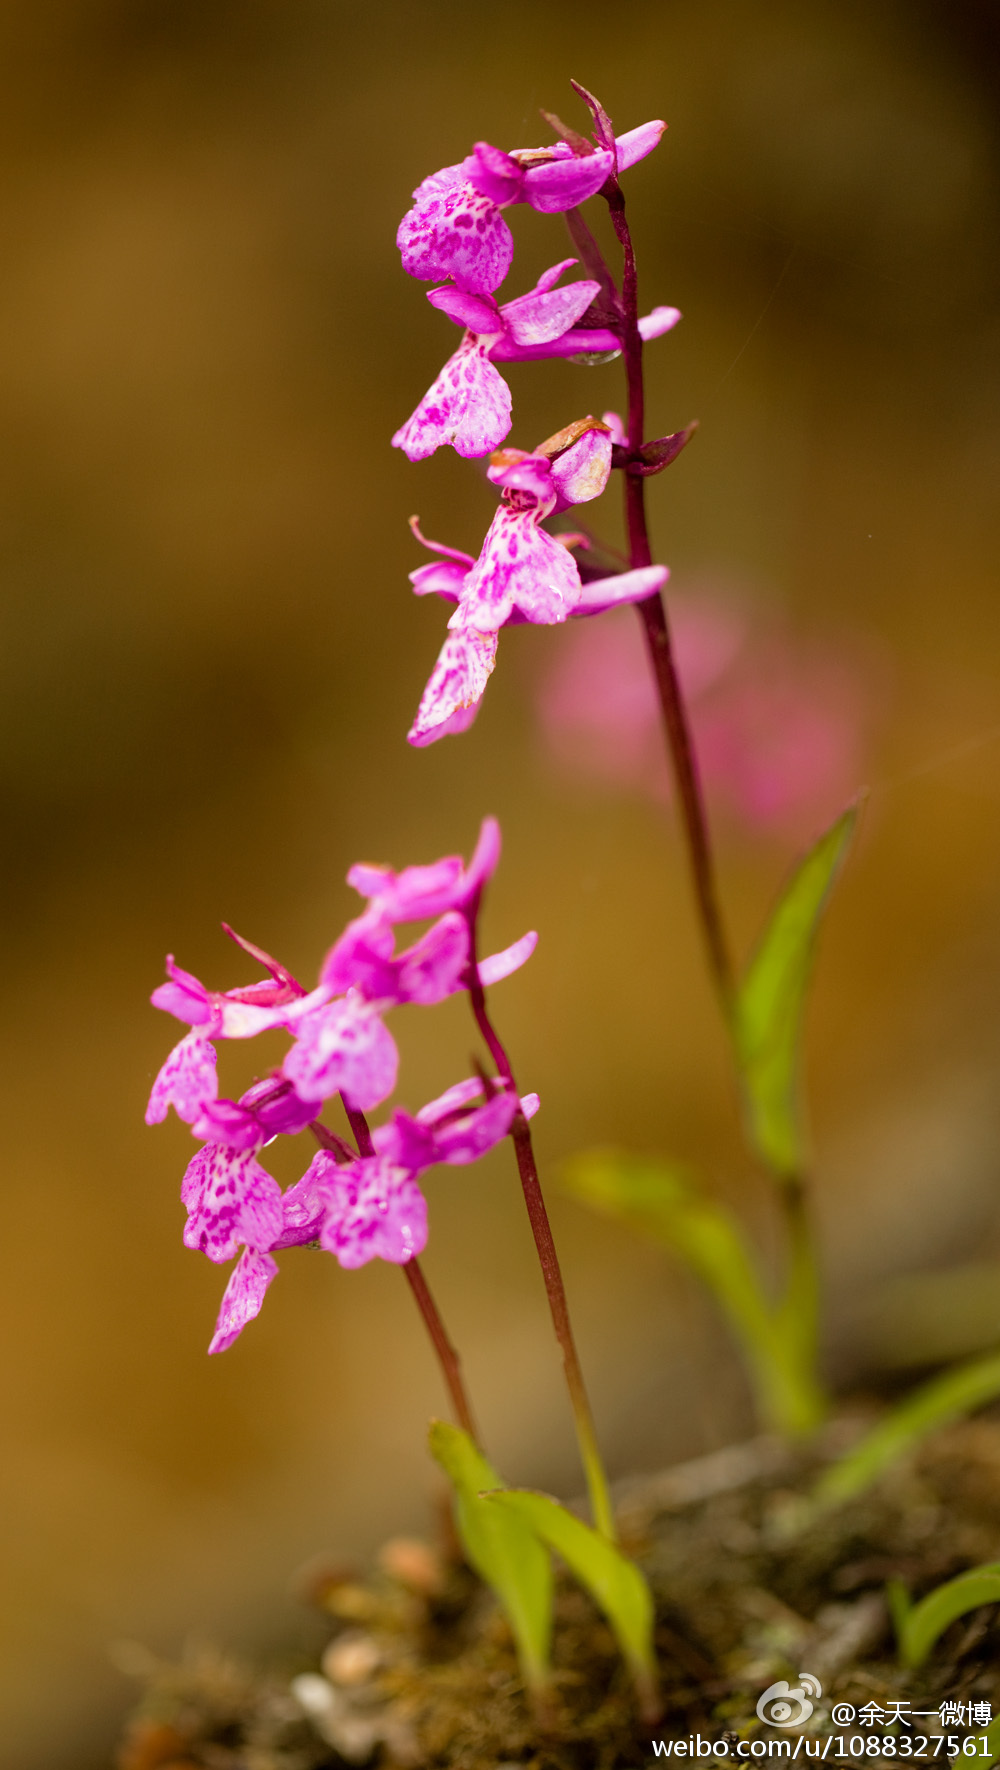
[{"left": 756, "top": 1675, "right": 823, "bottom": 1727}]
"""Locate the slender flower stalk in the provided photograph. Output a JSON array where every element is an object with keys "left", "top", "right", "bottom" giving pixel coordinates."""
[
  {"left": 463, "top": 891, "right": 617, "bottom": 1541},
  {"left": 598, "top": 159, "right": 735, "bottom": 1011},
  {"left": 584, "top": 83, "right": 822, "bottom": 1400},
  {"left": 330, "top": 1101, "right": 481, "bottom": 1444}
]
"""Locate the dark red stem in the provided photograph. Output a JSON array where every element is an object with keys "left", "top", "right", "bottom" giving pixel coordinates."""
[
  {"left": 336, "top": 1098, "right": 480, "bottom": 1445},
  {"left": 604, "top": 177, "right": 735, "bottom": 1007},
  {"left": 464, "top": 898, "right": 616, "bottom": 1538}
]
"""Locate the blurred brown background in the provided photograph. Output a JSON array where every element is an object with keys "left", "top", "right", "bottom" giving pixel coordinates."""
[{"left": 2, "top": 0, "right": 999, "bottom": 1761}]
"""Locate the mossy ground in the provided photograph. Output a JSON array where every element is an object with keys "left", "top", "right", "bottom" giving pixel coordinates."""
[{"left": 117, "top": 1415, "right": 1000, "bottom": 1770}]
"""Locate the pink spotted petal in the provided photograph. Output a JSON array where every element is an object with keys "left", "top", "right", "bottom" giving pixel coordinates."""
[
  {"left": 282, "top": 993, "right": 398, "bottom": 1112},
  {"left": 639, "top": 305, "right": 682, "bottom": 341},
  {"left": 477, "top": 929, "right": 537, "bottom": 986},
  {"left": 615, "top": 120, "right": 667, "bottom": 170},
  {"left": 397, "top": 182, "right": 513, "bottom": 294},
  {"left": 408, "top": 625, "right": 498, "bottom": 747},
  {"left": 500, "top": 277, "right": 600, "bottom": 346},
  {"left": 181, "top": 1145, "right": 284, "bottom": 1264},
  {"left": 208, "top": 1249, "right": 279, "bottom": 1354},
  {"left": 317, "top": 1154, "right": 428, "bottom": 1269},
  {"left": 572, "top": 564, "right": 669, "bottom": 616},
  {"left": 549, "top": 428, "right": 613, "bottom": 507},
  {"left": 392, "top": 339, "right": 512, "bottom": 462},
  {"left": 426, "top": 284, "right": 500, "bottom": 331},
  {"left": 146, "top": 1032, "right": 218, "bottom": 1126},
  {"left": 522, "top": 150, "right": 614, "bottom": 211},
  {"left": 395, "top": 911, "right": 469, "bottom": 1005},
  {"left": 461, "top": 509, "right": 581, "bottom": 627}
]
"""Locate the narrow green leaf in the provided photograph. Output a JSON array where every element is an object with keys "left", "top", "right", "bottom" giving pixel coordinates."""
[
  {"left": 485, "top": 1488, "right": 658, "bottom": 1717},
  {"left": 735, "top": 803, "right": 859, "bottom": 1181},
  {"left": 891, "top": 1564, "right": 1000, "bottom": 1668},
  {"left": 562, "top": 1150, "right": 825, "bottom": 1435},
  {"left": 807, "top": 1349, "right": 1000, "bottom": 1519},
  {"left": 428, "top": 1421, "right": 553, "bottom": 1689}
]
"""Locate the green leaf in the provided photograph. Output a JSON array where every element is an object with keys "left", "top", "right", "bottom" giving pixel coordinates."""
[
  {"left": 428, "top": 1421, "right": 553, "bottom": 1690},
  {"left": 890, "top": 1563, "right": 1000, "bottom": 1668},
  {"left": 485, "top": 1488, "right": 658, "bottom": 1718},
  {"left": 807, "top": 1349, "right": 1000, "bottom": 1519},
  {"left": 562, "top": 1150, "right": 825, "bottom": 1436},
  {"left": 734, "top": 803, "right": 859, "bottom": 1181}
]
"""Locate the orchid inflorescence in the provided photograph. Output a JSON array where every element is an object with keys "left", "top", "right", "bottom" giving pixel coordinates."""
[{"left": 146, "top": 83, "right": 734, "bottom": 1721}]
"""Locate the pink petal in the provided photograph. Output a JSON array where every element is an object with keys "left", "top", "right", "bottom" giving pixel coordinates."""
[
  {"left": 208, "top": 1249, "right": 279, "bottom": 1354},
  {"left": 602, "top": 410, "right": 626, "bottom": 445},
  {"left": 318, "top": 1155, "right": 428, "bottom": 1269},
  {"left": 615, "top": 120, "right": 667, "bottom": 171},
  {"left": 572, "top": 564, "right": 669, "bottom": 615},
  {"left": 426, "top": 284, "right": 501, "bottom": 332},
  {"left": 464, "top": 141, "right": 524, "bottom": 206},
  {"left": 282, "top": 993, "right": 399, "bottom": 1113},
  {"left": 477, "top": 929, "right": 537, "bottom": 986},
  {"left": 461, "top": 509, "right": 581, "bottom": 627},
  {"left": 408, "top": 624, "right": 498, "bottom": 747},
  {"left": 486, "top": 451, "right": 554, "bottom": 500},
  {"left": 530, "top": 257, "right": 580, "bottom": 295},
  {"left": 191, "top": 1097, "right": 263, "bottom": 1151},
  {"left": 639, "top": 305, "right": 682, "bottom": 341},
  {"left": 392, "top": 338, "right": 512, "bottom": 462},
  {"left": 490, "top": 325, "right": 621, "bottom": 363},
  {"left": 408, "top": 517, "right": 476, "bottom": 571},
  {"left": 549, "top": 428, "right": 613, "bottom": 507},
  {"left": 321, "top": 914, "right": 398, "bottom": 997},
  {"left": 430, "top": 1089, "right": 518, "bottom": 1163},
  {"left": 396, "top": 911, "right": 469, "bottom": 1005},
  {"left": 414, "top": 1077, "right": 486, "bottom": 1124},
  {"left": 146, "top": 1031, "right": 218, "bottom": 1126},
  {"left": 410, "top": 558, "right": 468, "bottom": 601},
  {"left": 272, "top": 1158, "right": 334, "bottom": 1249},
  {"left": 522, "top": 150, "right": 614, "bottom": 212},
  {"left": 397, "top": 182, "right": 513, "bottom": 294},
  {"left": 181, "top": 1145, "right": 284, "bottom": 1264},
  {"left": 151, "top": 958, "right": 213, "bottom": 1027},
  {"left": 346, "top": 855, "right": 466, "bottom": 922},
  {"left": 500, "top": 278, "right": 600, "bottom": 347},
  {"left": 462, "top": 815, "right": 501, "bottom": 902}
]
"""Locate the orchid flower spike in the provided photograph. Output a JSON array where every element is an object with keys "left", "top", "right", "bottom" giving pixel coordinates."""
[
  {"left": 392, "top": 260, "right": 680, "bottom": 463},
  {"left": 406, "top": 421, "right": 669, "bottom": 745},
  {"left": 397, "top": 116, "right": 665, "bottom": 295}
]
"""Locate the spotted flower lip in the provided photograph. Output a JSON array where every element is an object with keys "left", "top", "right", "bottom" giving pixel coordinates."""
[{"left": 397, "top": 118, "right": 665, "bottom": 295}]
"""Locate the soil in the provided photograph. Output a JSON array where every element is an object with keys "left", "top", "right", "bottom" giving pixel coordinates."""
[{"left": 116, "top": 1413, "right": 1000, "bottom": 1770}]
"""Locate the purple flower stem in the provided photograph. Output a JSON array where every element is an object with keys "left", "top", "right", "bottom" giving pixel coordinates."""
[
  {"left": 600, "top": 179, "right": 735, "bottom": 1011},
  {"left": 337, "top": 1098, "right": 481, "bottom": 1446},
  {"left": 464, "top": 897, "right": 617, "bottom": 1541}
]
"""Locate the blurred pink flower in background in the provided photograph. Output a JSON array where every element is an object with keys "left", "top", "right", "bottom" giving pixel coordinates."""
[{"left": 537, "top": 591, "right": 876, "bottom": 840}]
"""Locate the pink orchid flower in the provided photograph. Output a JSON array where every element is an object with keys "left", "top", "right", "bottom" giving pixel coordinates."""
[
  {"left": 397, "top": 120, "right": 665, "bottom": 295},
  {"left": 406, "top": 427, "right": 669, "bottom": 745},
  {"left": 202, "top": 1080, "right": 539, "bottom": 1354},
  {"left": 392, "top": 260, "right": 680, "bottom": 462}
]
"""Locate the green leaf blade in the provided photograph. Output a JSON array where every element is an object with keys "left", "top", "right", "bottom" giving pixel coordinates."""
[
  {"left": 735, "top": 803, "right": 859, "bottom": 1180},
  {"left": 485, "top": 1488, "right": 659, "bottom": 1718},
  {"left": 428, "top": 1422, "right": 553, "bottom": 1690},
  {"left": 893, "top": 1564, "right": 1000, "bottom": 1668}
]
